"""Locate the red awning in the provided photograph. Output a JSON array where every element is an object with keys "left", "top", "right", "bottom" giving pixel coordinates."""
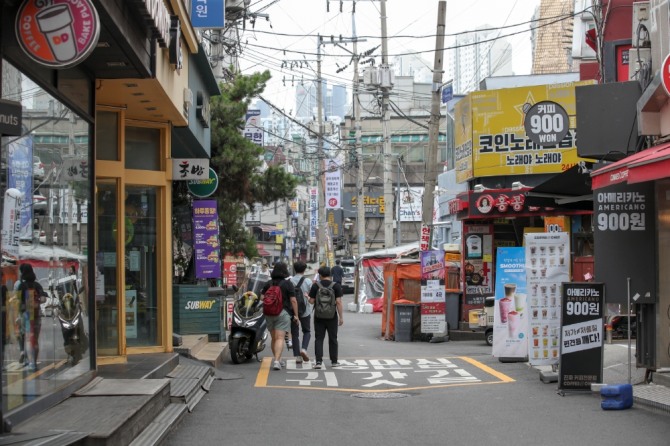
[
  {"left": 591, "top": 142, "right": 670, "bottom": 189},
  {"left": 257, "top": 247, "right": 271, "bottom": 256}
]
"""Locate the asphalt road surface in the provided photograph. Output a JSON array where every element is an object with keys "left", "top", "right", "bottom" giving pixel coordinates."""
[{"left": 165, "top": 294, "right": 670, "bottom": 446}]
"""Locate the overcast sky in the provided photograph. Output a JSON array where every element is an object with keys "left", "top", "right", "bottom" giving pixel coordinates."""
[{"left": 238, "top": 0, "right": 541, "bottom": 113}]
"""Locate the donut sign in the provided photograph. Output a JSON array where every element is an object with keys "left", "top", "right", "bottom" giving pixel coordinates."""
[{"left": 16, "top": 0, "right": 100, "bottom": 69}]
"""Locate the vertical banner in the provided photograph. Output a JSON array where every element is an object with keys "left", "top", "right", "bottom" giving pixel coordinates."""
[
  {"left": 420, "top": 224, "right": 431, "bottom": 251},
  {"left": 398, "top": 187, "right": 423, "bottom": 221},
  {"left": 223, "top": 253, "right": 243, "bottom": 287},
  {"left": 463, "top": 224, "right": 494, "bottom": 305},
  {"left": 420, "top": 250, "right": 446, "bottom": 333},
  {"left": 8, "top": 136, "right": 33, "bottom": 239},
  {"left": 525, "top": 232, "right": 570, "bottom": 366},
  {"left": 309, "top": 187, "right": 318, "bottom": 243},
  {"left": 324, "top": 159, "right": 341, "bottom": 209},
  {"left": 243, "top": 109, "right": 263, "bottom": 146},
  {"left": 125, "top": 290, "right": 138, "bottom": 339},
  {"left": 559, "top": 282, "right": 604, "bottom": 392},
  {"left": 2, "top": 188, "right": 22, "bottom": 260},
  {"left": 193, "top": 200, "right": 222, "bottom": 279},
  {"left": 492, "top": 247, "right": 528, "bottom": 360}
]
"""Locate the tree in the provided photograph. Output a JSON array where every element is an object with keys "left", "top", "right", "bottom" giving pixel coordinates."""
[{"left": 208, "top": 70, "right": 298, "bottom": 257}]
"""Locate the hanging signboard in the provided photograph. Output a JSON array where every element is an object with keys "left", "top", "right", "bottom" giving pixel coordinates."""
[
  {"left": 325, "top": 159, "right": 341, "bottom": 209},
  {"left": 172, "top": 158, "right": 210, "bottom": 181},
  {"left": 558, "top": 282, "right": 604, "bottom": 392},
  {"left": 0, "top": 99, "right": 22, "bottom": 136},
  {"left": 191, "top": 0, "right": 226, "bottom": 29},
  {"left": 187, "top": 167, "right": 218, "bottom": 198},
  {"left": 15, "top": 0, "right": 100, "bottom": 69}
]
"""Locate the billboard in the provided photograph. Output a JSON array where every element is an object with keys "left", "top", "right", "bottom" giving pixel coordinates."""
[
  {"left": 454, "top": 95, "right": 473, "bottom": 183},
  {"left": 454, "top": 81, "right": 594, "bottom": 182}
]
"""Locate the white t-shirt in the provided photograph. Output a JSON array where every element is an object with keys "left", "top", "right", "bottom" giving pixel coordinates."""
[{"left": 289, "top": 274, "right": 313, "bottom": 317}]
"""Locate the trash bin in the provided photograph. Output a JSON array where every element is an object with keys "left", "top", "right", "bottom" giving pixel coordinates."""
[
  {"left": 445, "top": 292, "right": 460, "bottom": 331},
  {"left": 394, "top": 302, "right": 420, "bottom": 342}
]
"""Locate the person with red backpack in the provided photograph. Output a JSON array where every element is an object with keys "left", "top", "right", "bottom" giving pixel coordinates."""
[{"left": 261, "top": 262, "right": 298, "bottom": 370}]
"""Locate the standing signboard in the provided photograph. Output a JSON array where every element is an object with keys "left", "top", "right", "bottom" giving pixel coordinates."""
[
  {"left": 193, "top": 200, "right": 222, "bottom": 279},
  {"left": 559, "top": 282, "right": 604, "bottom": 392},
  {"left": 524, "top": 232, "right": 570, "bottom": 366},
  {"left": 492, "top": 247, "right": 528, "bottom": 361},
  {"left": 463, "top": 224, "right": 493, "bottom": 305},
  {"left": 420, "top": 250, "right": 446, "bottom": 334}
]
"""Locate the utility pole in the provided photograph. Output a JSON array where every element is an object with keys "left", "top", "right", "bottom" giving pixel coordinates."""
[
  {"left": 316, "top": 34, "right": 328, "bottom": 265},
  {"left": 380, "top": 0, "right": 394, "bottom": 249},
  {"left": 352, "top": 15, "right": 366, "bottom": 257},
  {"left": 422, "top": 1, "right": 447, "bottom": 243}
]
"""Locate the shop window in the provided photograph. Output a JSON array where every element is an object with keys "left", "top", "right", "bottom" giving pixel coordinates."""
[
  {"left": 96, "top": 111, "right": 119, "bottom": 161},
  {"left": 125, "top": 126, "right": 161, "bottom": 170}
]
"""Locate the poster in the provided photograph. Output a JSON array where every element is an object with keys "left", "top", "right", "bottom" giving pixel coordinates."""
[
  {"left": 559, "top": 282, "right": 604, "bottom": 392},
  {"left": 324, "top": 159, "right": 341, "bottom": 209},
  {"left": 524, "top": 232, "right": 570, "bottom": 366},
  {"left": 243, "top": 109, "right": 263, "bottom": 146},
  {"left": 193, "top": 200, "right": 222, "bottom": 279},
  {"left": 125, "top": 289, "right": 138, "bottom": 339},
  {"left": 398, "top": 186, "right": 423, "bottom": 221},
  {"left": 420, "top": 250, "right": 446, "bottom": 333},
  {"left": 492, "top": 247, "right": 528, "bottom": 360},
  {"left": 463, "top": 224, "right": 493, "bottom": 304}
]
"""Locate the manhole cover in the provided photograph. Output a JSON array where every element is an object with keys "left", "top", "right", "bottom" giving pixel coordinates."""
[{"left": 352, "top": 392, "right": 410, "bottom": 399}]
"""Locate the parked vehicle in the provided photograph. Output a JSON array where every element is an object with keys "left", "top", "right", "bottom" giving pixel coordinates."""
[
  {"left": 229, "top": 271, "right": 269, "bottom": 364},
  {"left": 33, "top": 156, "right": 45, "bottom": 181},
  {"left": 50, "top": 274, "right": 88, "bottom": 364},
  {"left": 469, "top": 296, "right": 495, "bottom": 346},
  {"left": 339, "top": 257, "right": 356, "bottom": 294},
  {"left": 609, "top": 314, "right": 637, "bottom": 339}
]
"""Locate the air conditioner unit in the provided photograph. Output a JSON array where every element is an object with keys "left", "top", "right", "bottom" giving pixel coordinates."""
[{"left": 183, "top": 88, "right": 193, "bottom": 109}]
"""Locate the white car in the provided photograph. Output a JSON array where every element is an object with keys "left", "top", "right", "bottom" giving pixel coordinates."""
[{"left": 33, "top": 156, "right": 45, "bottom": 181}]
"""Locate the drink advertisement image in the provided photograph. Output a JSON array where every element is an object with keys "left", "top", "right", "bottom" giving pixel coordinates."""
[
  {"left": 492, "top": 247, "right": 528, "bottom": 361},
  {"left": 524, "top": 232, "right": 570, "bottom": 366}
]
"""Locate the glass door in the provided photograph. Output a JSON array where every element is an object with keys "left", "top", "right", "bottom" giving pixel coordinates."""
[{"left": 124, "top": 186, "right": 159, "bottom": 347}]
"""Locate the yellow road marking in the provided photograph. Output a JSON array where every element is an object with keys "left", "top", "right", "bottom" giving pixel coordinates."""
[
  {"left": 255, "top": 356, "right": 515, "bottom": 392},
  {"left": 459, "top": 356, "right": 516, "bottom": 382}
]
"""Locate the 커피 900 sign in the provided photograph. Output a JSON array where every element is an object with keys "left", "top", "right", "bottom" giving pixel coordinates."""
[{"left": 523, "top": 101, "right": 569, "bottom": 147}]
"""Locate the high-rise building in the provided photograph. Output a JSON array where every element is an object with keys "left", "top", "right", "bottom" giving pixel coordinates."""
[
  {"left": 295, "top": 80, "right": 328, "bottom": 119},
  {"left": 532, "top": 0, "right": 575, "bottom": 74},
  {"left": 330, "top": 84, "right": 348, "bottom": 119},
  {"left": 446, "top": 27, "right": 514, "bottom": 94}
]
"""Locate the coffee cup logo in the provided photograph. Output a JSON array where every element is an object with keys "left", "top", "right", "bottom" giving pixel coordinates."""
[{"left": 16, "top": 0, "right": 100, "bottom": 68}]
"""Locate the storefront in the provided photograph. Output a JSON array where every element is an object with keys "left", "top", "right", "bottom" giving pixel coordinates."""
[
  {"left": 448, "top": 187, "right": 592, "bottom": 324},
  {"left": 0, "top": 0, "right": 209, "bottom": 427}
]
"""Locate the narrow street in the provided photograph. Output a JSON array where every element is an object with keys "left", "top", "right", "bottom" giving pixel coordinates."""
[{"left": 165, "top": 295, "right": 670, "bottom": 446}]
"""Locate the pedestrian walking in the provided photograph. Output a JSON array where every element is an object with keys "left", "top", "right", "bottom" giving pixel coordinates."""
[
  {"left": 308, "top": 266, "right": 344, "bottom": 369},
  {"left": 14, "top": 264, "right": 46, "bottom": 371},
  {"left": 261, "top": 262, "right": 299, "bottom": 371},
  {"left": 331, "top": 259, "right": 344, "bottom": 286},
  {"left": 289, "top": 262, "right": 313, "bottom": 363}
]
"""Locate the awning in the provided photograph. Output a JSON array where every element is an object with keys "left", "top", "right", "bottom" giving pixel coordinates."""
[
  {"left": 257, "top": 247, "right": 271, "bottom": 256},
  {"left": 591, "top": 142, "right": 670, "bottom": 189},
  {"left": 525, "top": 163, "right": 594, "bottom": 210}
]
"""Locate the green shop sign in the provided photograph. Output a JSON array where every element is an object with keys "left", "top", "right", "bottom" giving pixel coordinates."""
[{"left": 187, "top": 167, "right": 219, "bottom": 198}]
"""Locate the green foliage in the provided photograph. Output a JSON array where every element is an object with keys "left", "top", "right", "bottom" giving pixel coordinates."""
[{"left": 207, "top": 70, "right": 298, "bottom": 257}]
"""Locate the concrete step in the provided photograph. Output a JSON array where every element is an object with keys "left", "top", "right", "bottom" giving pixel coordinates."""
[
  {"left": 165, "top": 364, "right": 216, "bottom": 411},
  {"left": 173, "top": 335, "right": 209, "bottom": 358},
  {"left": 191, "top": 342, "right": 228, "bottom": 369},
  {"left": 14, "top": 378, "right": 172, "bottom": 446},
  {"left": 128, "top": 404, "right": 187, "bottom": 446},
  {"left": 652, "top": 370, "right": 670, "bottom": 388}
]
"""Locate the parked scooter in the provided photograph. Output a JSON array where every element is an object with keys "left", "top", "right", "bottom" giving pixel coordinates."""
[
  {"left": 50, "top": 274, "right": 88, "bottom": 365},
  {"left": 229, "top": 270, "right": 270, "bottom": 364}
]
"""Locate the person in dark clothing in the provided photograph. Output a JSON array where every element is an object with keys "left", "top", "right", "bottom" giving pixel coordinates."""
[
  {"left": 14, "top": 264, "right": 45, "bottom": 371},
  {"left": 331, "top": 259, "right": 344, "bottom": 286},
  {"left": 308, "top": 266, "right": 344, "bottom": 369},
  {"left": 261, "top": 262, "right": 298, "bottom": 371}
]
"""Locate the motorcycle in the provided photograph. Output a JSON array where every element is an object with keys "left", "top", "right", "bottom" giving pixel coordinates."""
[
  {"left": 229, "top": 291, "right": 268, "bottom": 364},
  {"left": 50, "top": 274, "right": 88, "bottom": 365},
  {"left": 229, "top": 270, "right": 270, "bottom": 364}
]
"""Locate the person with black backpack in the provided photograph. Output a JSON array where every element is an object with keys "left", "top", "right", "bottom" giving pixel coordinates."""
[
  {"left": 308, "top": 266, "right": 344, "bottom": 369},
  {"left": 261, "top": 262, "right": 299, "bottom": 371},
  {"left": 289, "top": 261, "right": 313, "bottom": 364}
]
